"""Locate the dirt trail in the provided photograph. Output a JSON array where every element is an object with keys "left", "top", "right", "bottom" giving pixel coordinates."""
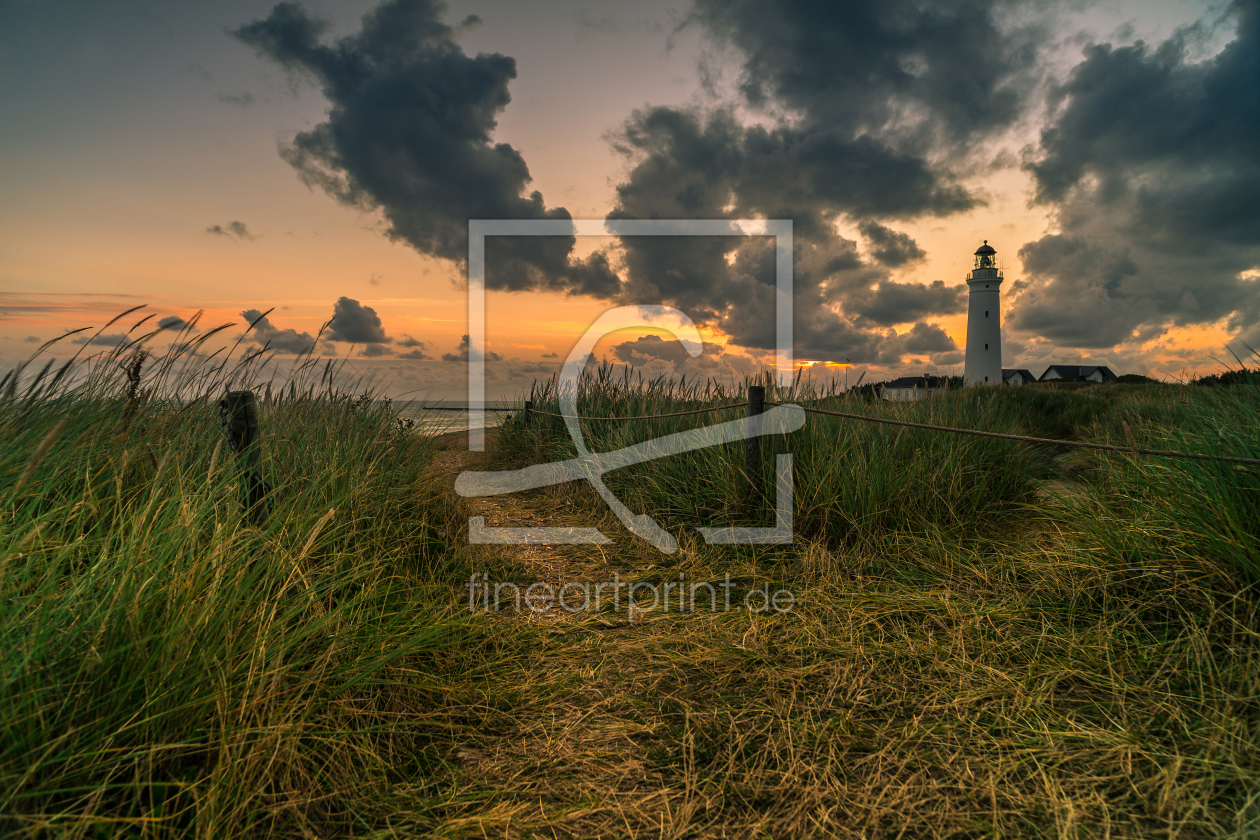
[
  {"left": 423, "top": 430, "right": 692, "bottom": 837},
  {"left": 428, "top": 429, "right": 619, "bottom": 620}
]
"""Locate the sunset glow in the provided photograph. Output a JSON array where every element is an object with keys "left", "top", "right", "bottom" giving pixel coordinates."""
[{"left": 2, "top": 0, "right": 1257, "bottom": 399}]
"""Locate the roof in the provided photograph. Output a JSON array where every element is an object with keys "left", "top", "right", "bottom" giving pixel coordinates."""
[
  {"left": 882, "top": 375, "right": 950, "bottom": 388},
  {"left": 1002, "top": 368, "right": 1036, "bottom": 382},
  {"left": 1039, "top": 365, "right": 1117, "bottom": 383},
  {"left": 975, "top": 240, "right": 996, "bottom": 256}
]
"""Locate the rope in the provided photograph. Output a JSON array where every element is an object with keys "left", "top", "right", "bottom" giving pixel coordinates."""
[
  {"left": 765, "top": 401, "right": 1260, "bottom": 466},
  {"left": 530, "top": 403, "right": 746, "bottom": 422}
]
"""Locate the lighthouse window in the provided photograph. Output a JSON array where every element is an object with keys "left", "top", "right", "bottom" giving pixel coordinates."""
[
  {"left": 985, "top": 376, "right": 989, "bottom": 382},
  {"left": 985, "top": 343, "right": 988, "bottom": 350},
  {"left": 985, "top": 311, "right": 989, "bottom": 317}
]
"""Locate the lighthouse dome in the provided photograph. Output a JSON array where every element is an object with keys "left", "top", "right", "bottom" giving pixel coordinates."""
[{"left": 974, "top": 240, "right": 996, "bottom": 256}]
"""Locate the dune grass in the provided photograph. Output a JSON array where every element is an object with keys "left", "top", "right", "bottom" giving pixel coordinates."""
[
  {"left": 5, "top": 316, "right": 1260, "bottom": 837},
  {"left": 0, "top": 321, "right": 508, "bottom": 838},
  {"left": 463, "top": 365, "right": 1260, "bottom": 838}
]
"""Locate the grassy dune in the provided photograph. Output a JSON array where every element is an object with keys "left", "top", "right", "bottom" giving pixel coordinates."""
[
  {"left": 0, "top": 333, "right": 498, "bottom": 837},
  {"left": 3, "top": 329, "right": 1259, "bottom": 837},
  {"left": 474, "top": 366, "right": 1260, "bottom": 837}
]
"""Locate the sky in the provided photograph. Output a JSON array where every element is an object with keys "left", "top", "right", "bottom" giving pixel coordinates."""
[{"left": 2, "top": 0, "right": 1257, "bottom": 400}]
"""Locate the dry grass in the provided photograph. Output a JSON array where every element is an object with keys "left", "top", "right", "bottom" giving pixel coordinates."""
[
  {"left": 415, "top": 380, "right": 1260, "bottom": 839},
  {"left": 5, "top": 324, "right": 1259, "bottom": 838}
]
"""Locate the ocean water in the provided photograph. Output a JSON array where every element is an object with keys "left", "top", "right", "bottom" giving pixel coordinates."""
[{"left": 394, "top": 400, "right": 523, "bottom": 435}]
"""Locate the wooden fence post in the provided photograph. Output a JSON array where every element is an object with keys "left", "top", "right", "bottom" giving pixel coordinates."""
[
  {"left": 746, "top": 385, "right": 765, "bottom": 498},
  {"left": 522, "top": 400, "right": 533, "bottom": 427},
  {"left": 221, "top": 390, "right": 269, "bottom": 527}
]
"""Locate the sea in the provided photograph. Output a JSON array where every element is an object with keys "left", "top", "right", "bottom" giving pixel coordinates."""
[{"left": 393, "top": 400, "right": 524, "bottom": 435}]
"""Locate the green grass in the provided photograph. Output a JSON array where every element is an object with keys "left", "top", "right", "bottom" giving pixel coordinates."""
[
  {"left": 466, "top": 364, "right": 1260, "bottom": 838},
  {"left": 0, "top": 322, "right": 507, "bottom": 838},
  {"left": 6, "top": 316, "right": 1260, "bottom": 838},
  {"left": 500, "top": 366, "right": 1260, "bottom": 578}
]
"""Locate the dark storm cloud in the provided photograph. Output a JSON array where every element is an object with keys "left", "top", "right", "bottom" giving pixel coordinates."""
[
  {"left": 694, "top": 0, "right": 1044, "bottom": 151},
  {"left": 1013, "top": 0, "right": 1260, "bottom": 348},
  {"left": 241, "top": 309, "right": 318, "bottom": 354},
  {"left": 157, "top": 315, "right": 193, "bottom": 331},
  {"left": 859, "top": 221, "right": 926, "bottom": 267},
  {"left": 602, "top": 0, "right": 1050, "bottom": 367},
  {"left": 610, "top": 334, "right": 697, "bottom": 366},
  {"left": 327, "top": 296, "right": 389, "bottom": 343},
  {"left": 902, "top": 321, "right": 958, "bottom": 354},
  {"left": 607, "top": 106, "right": 970, "bottom": 362},
  {"left": 441, "top": 334, "right": 502, "bottom": 363},
  {"left": 848, "top": 280, "right": 966, "bottom": 325},
  {"left": 206, "top": 221, "right": 254, "bottom": 240},
  {"left": 233, "top": 0, "right": 618, "bottom": 296}
]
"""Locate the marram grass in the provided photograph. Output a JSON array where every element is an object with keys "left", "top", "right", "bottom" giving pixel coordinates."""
[
  {"left": 0, "top": 324, "right": 504, "bottom": 838},
  {"left": 5, "top": 320, "right": 1260, "bottom": 838}
]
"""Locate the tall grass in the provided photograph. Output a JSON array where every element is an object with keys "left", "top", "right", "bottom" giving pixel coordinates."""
[
  {"left": 0, "top": 316, "right": 493, "bottom": 837},
  {"left": 497, "top": 362, "right": 1260, "bottom": 580},
  {"left": 472, "top": 364, "right": 1260, "bottom": 838},
  {"left": 1063, "top": 384, "right": 1260, "bottom": 584}
]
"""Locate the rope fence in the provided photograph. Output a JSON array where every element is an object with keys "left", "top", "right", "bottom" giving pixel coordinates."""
[
  {"left": 764, "top": 401, "right": 1260, "bottom": 467},
  {"left": 507, "top": 385, "right": 1260, "bottom": 469},
  {"left": 529, "top": 403, "right": 745, "bottom": 422}
]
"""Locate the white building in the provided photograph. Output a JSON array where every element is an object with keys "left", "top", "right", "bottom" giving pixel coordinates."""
[
  {"left": 880, "top": 375, "right": 949, "bottom": 401},
  {"left": 1003, "top": 368, "right": 1035, "bottom": 386},
  {"left": 964, "top": 241, "right": 1003, "bottom": 386},
  {"left": 1039, "top": 365, "right": 1117, "bottom": 383}
]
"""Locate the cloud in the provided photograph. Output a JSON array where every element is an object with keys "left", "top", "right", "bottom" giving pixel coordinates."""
[
  {"left": 218, "top": 92, "right": 256, "bottom": 105},
  {"left": 157, "top": 315, "right": 194, "bottom": 332},
  {"left": 360, "top": 343, "right": 393, "bottom": 357},
  {"left": 206, "top": 221, "right": 254, "bottom": 240},
  {"left": 241, "top": 309, "right": 318, "bottom": 354},
  {"left": 541, "top": 351, "right": 558, "bottom": 358},
  {"left": 398, "top": 334, "right": 426, "bottom": 348},
  {"left": 234, "top": 0, "right": 618, "bottom": 296},
  {"left": 232, "top": 0, "right": 1033, "bottom": 372},
  {"left": 902, "top": 321, "right": 958, "bottom": 354},
  {"left": 859, "top": 221, "right": 926, "bottom": 267},
  {"left": 610, "top": 334, "right": 698, "bottom": 366},
  {"left": 442, "top": 334, "right": 502, "bottom": 362},
  {"left": 327, "top": 296, "right": 389, "bottom": 343},
  {"left": 696, "top": 0, "right": 1045, "bottom": 152},
  {"left": 24, "top": 335, "right": 39, "bottom": 343},
  {"left": 600, "top": 0, "right": 1054, "bottom": 367},
  {"left": 398, "top": 348, "right": 427, "bottom": 359},
  {"left": 848, "top": 279, "right": 966, "bottom": 326},
  {"left": 71, "top": 332, "right": 129, "bottom": 347},
  {"left": 1012, "top": 2, "right": 1260, "bottom": 350}
]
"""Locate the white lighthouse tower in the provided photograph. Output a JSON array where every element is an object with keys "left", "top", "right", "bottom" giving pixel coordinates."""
[{"left": 964, "top": 240, "right": 1003, "bottom": 385}]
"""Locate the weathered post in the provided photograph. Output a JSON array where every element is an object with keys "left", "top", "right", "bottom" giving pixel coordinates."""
[
  {"left": 221, "top": 390, "right": 269, "bottom": 527},
  {"left": 746, "top": 385, "right": 765, "bottom": 498},
  {"left": 522, "top": 400, "right": 533, "bottom": 428}
]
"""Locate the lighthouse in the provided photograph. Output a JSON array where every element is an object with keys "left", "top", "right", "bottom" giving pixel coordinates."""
[{"left": 964, "top": 240, "right": 1002, "bottom": 385}]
